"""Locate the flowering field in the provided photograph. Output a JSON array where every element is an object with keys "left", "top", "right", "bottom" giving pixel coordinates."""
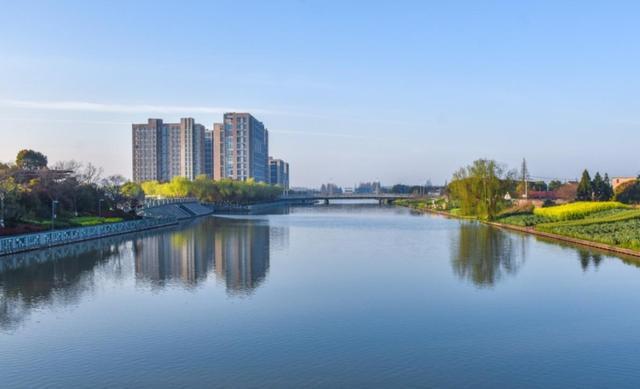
[{"left": 533, "top": 201, "right": 629, "bottom": 221}]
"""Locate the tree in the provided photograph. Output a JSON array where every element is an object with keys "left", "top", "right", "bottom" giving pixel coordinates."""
[
  {"left": 120, "top": 182, "right": 145, "bottom": 210},
  {"left": 576, "top": 169, "right": 593, "bottom": 201},
  {"left": 592, "top": 172, "right": 605, "bottom": 201},
  {"left": 448, "top": 159, "right": 515, "bottom": 220},
  {"left": 602, "top": 173, "right": 614, "bottom": 201},
  {"left": 16, "top": 149, "right": 48, "bottom": 171},
  {"left": 101, "top": 175, "right": 128, "bottom": 210},
  {"left": 548, "top": 180, "right": 563, "bottom": 192}
]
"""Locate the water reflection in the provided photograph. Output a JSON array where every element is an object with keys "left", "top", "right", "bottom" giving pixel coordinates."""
[
  {"left": 450, "top": 222, "right": 527, "bottom": 287},
  {"left": 133, "top": 217, "right": 273, "bottom": 295},
  {"left": 0, "top": 216, "right": 282, "bottom": 329},
  {"left": 578, "top": 250, "right": 604, "bottom": 271},
  {"left": 133, "top": 220, "right": 215, "bottom": 288},
  {"left": 0, "top": 239, "right": 132, "bottom": 331},
  {"left": 211, "top": 218, "right": 270, "bottom": 295}
]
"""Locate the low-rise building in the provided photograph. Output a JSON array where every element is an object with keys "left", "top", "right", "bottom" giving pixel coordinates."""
[{"left": 611, "top": 177, "right": 636, "bottom": 190}]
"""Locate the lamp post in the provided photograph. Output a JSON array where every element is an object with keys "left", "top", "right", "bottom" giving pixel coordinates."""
[
  {"left": 51, "top": 200, "right": 59, "bottom": 232},
  {"left": 98, "top": 199, "right": 104, "bottom": 218},
  {"left": 0, "top": 192, "right": 5, "bottom": 229}
]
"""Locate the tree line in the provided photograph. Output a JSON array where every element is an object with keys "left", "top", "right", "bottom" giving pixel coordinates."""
[
  {"left": 446, "top": 159, "right": 636, "bottom": 220},
  {"left": 140, "top": 176, "right": 282, "bottom": 204},
  {"left": 0, "top": 149, "right": 283, "bottom": 230}
]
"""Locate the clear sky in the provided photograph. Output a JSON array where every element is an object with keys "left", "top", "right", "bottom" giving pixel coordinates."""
[{"left": 1, "top": 1, "right": 639, "bottom": 187}]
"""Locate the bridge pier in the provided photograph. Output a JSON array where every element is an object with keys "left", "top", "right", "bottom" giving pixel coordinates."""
[{"left": 324, "top": 199, "right": 329, "bottom": 205}]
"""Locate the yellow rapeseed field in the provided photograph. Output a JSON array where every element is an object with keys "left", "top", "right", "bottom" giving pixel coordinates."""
[{"left": 533, "top": 201, "right": 628, "bottom": 221}]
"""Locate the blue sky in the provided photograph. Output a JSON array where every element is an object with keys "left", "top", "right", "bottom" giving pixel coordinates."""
[{"left": 1, "top": 1, "right": 639, "bottom": 187}]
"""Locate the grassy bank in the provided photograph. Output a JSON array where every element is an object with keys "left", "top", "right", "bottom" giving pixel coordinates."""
[
  {"left": 1, "top": 216, "right": 126, "bottom": 236},
  {"left": 398, "top": 199, "right": 640, "bottom": 254}
]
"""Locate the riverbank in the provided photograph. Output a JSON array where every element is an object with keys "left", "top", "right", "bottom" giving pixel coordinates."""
[
  {"left": 0, "top": 217, "right": 177, "bottom": 256},
  {"left": 399, "top": 203, "right": 640, "bottom": 259}
]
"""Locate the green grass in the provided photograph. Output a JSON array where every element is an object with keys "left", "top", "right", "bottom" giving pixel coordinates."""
[
  {"left": 19, "top": 216, "right": 123, "bottom": 229},
  {"left": 536, "top": 209, "right": 640, "bottom": 230},
  {"left": 69, "top": 216, "right": 123, "bottom": 226},
  {"left": 538, "top": 218, "right": 640, "bottom": 251},
  {"left": 497, "top": 214, "right": 552, "bottom": 227}
]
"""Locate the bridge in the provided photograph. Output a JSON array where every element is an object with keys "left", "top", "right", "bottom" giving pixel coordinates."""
[{"left": 280, "top": 193, "right": 414, "bottom": 205}]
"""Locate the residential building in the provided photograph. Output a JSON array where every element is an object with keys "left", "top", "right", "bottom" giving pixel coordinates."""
[
  {"left": 132, "top": 118, "right": 206, "bottom": 183},
  {"left": 612, "top": 177, "right": 637, "bottom": 190},
  {"left": 212, "top": 123, "right": 225, "bottom": 180},
  {"left": 204, "top": 130, "right": 214, "bottom": 178},
  {"left": 213, "top": 113, "right": 269, "bottom": 182},
  {"left": 268, "top": 157, "right": 290, "bottom": 189}
]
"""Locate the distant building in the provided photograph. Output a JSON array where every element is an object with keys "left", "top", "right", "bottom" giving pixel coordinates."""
[
  {"left": 611, "top": 177, "right": 636, "bottom": 190},
  {"left": 268, "top": 157, "right": 290, "bottom": 189},
  {"left": 132, "top": 118, "right": 206, "bottom": 183},
  {"left": 320, "top": 183, "right": 342, "bottom": 195},
  {"left": 213, "top": 113, "right": 269, "bottom": 182},
  {"left": 356, "top": 182, "right": 381, "bottom": 194}
]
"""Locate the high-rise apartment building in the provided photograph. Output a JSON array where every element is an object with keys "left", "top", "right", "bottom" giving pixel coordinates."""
[
  {"left": 213, "top": 113, "right": 269, "bottom": 182},
  {"left": 132, "top": 118, "right": 206, "bottom": 183},
  {"left": 269, "top": 157, "right": 290, "bottom": 189},
  {"left": 212, "top": 123, "right": 224, "bottom": 180},
  {"left": 204, "top": 129, "right": 214, "bottom": 178}
]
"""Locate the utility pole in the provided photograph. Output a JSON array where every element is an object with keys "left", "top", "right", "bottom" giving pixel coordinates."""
[{"left": 521, "top": 158, "right": 529, "bottom": 199}]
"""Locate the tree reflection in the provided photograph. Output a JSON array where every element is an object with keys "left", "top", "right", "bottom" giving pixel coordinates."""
[
  {"left": 0, "top": 240, "right": 128, "bottom": 330},
  {"left": 450, "top": 222, "right": 526, "bottom": 287},
  {"left": 578, "top": 250, "right": 604, "bottom": 271},
  {"left": 0, "top": 216, "right": 285, "bottom": 330}
]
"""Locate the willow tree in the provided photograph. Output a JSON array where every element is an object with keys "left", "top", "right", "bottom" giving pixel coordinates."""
[{"left": 448, "top": 159, "right": 514, "bottom": 220}]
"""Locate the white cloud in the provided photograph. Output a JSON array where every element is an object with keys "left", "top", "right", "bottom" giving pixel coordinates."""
[{"left": 0, "top": 99, "right": 282, "bottom": 116}]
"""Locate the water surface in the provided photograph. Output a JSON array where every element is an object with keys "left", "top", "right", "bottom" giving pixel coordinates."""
[{"left": 2, "top": 204, "right": 640, "bottom": 387}]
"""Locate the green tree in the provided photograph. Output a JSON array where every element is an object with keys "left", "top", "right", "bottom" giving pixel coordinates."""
[
  {"left": 548, "top": 180, "right": 563, "bottom": 192},
  {"left": 576, "top": 169, "right": 593, "bottom": 201},
  {"left": 448, "top": 159, "right": 514, "bottom": 220},
  {"left": 16, "top": 149, "right": 48, "bottom": 170},
  {"left": 602, "top": 173, "right": 614, "bottom": 201},
  {"left": 592, "top": 172, "right": 604, "bottom": 201},
  {"left": 120, "top": 182, "right": 145, "bottom": 209}
]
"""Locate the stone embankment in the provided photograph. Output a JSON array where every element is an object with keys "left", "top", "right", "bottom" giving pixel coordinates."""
[{"left": 0, "top": 218, "right": 176, "bottom": 256}]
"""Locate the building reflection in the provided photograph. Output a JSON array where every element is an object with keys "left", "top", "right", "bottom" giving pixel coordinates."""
[
  {"left": 133, "top": 217, "right": 274, "bottom": 295},
  {"left": 133, "top": 221, "right": 215, "bottom": 288},
  {"left": 450, "top": 222, "right": 527, "bottom": 287},
  {"left": 211, "top": 218, "right": 270, "bottom": 295}
]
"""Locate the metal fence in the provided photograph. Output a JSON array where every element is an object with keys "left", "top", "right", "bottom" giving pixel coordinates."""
[{"left": 0, "top": 218, "right": 176, "bottom": 256}]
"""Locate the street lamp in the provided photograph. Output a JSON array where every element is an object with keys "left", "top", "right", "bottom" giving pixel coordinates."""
[
  {"left": 51, "top": 200, "right": 59, "bottom": 232},
  {"left": 0, "top": 192, "right": 5, "bottom": 229},
  {"left": 98, "top": 199, "right": 105, "bottom": 218}
]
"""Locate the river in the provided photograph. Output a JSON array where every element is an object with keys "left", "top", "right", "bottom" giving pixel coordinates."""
[{"left": 2, "top": 204, "right": 640, "bottom": 387}]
